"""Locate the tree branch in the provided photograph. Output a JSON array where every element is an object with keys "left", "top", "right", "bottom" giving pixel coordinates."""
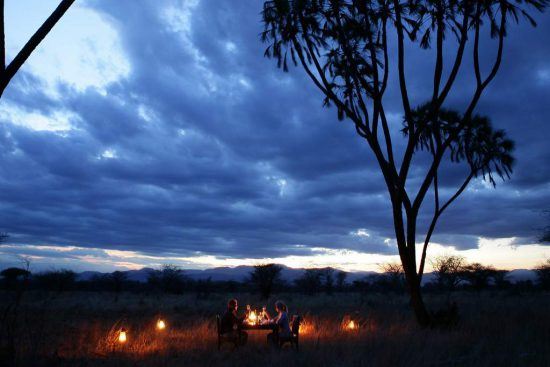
[
  {"left": 437, "top": 8, "right": 470, "bottom": 104},
  {"left": 298, "top": 26, "right": 369, "bottom": 133},
  {"left": 292, "top": 40, "right": 329, "bottom": 95},
  {"left": 412, "top": 8, "right": 507, "bottom": 216},
  {"left": 432, "top": 2, "right": 444, "bottom": 104},
  {"left": 418, "top": 170, "right": 475, "bottom": 281},
  {"left": 392, "top": 0, "right": 412, "bottom": 119},
  {"left": 330, "top": 13, "right": 373, "bottom": 128},
  {"left": 0, "top": 0, "right": 76, "bottom": 96},
  {"left": 368, "top": 20, "right": 394, "bottom": 167},
  {"left": 466, "top": 8, "right": 506, "bottom": 119},
  {"left": 293, "top": 37, "right": 371, "bottom": 139},
  {"left": 481, "top": 13, "right": 506, "bottom": 90},
  {"left": 380, "top": 18, "right": 390, "bottom": 96},
  {"left": 0, "top": 0, "right": 5, "bottom": 72},
  {"left": 379, "top": 106, "right": 396, "bottom": 171},
  {"left": 394, "top": 0, "right": 418, "bottom": 188},
  {"left": 473, "top": 7, "right": 483, "bottom": 87}
]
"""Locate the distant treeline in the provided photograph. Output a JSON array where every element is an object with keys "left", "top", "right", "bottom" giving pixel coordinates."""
[{"left": 1, "top": 257, "right": 549, "bottom": 297}]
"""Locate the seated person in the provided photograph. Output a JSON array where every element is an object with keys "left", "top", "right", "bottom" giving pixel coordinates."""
[
  {"left": 267, "top": 300, "right": 291, "bottom": 346},
  {"left": 220, "top": 298, "right": 248, "bottom": 345},
  {"left": 260, "top": 306, "right": 271, "bottom": 324}
]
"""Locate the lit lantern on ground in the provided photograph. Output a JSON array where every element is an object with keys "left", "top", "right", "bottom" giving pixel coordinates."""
[
  {"left": 157, "top": 319, "right": 166, "bottom": 330},
  {"left": 346, "top": 320, "right": 357, "bottom": 330},
  {"left": 118, "top": 328, "right": 128, "bottom": 343},
  {"left": 342, "top": 315, "right": 359, "bottom": 332}
]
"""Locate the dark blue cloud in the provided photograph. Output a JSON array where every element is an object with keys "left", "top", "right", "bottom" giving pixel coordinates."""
[{"left": 0, "top": 0, "right": 548, "bottom": 266}]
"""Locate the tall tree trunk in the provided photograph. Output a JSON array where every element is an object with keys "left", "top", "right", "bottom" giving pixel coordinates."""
[
  {"left": 393, "top": 205, "right": 432, "bottom": 326},
  {"left": 406, "top": 272, "right": 431, "bottom": 326},
  {"left": 406, "top": 210, "right": 432, "bottom": 326}
]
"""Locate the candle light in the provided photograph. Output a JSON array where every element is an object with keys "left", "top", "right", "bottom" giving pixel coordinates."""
[
  {"left": 342, "top": 315, "right": 359, "bottom": 332},
  {"left": 346, "top": 320, "right": 357, "bottom": 330},
  {"left": 248, "top": 310, "right": 258, "bottom": 325},
  {"left": 118, "top": 328, "right": 128, "bottom": 343}
]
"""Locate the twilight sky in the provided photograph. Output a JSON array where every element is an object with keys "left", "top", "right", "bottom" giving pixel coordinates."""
[{"left": 0, "top": 0, "right": 549, "bottom": 272}]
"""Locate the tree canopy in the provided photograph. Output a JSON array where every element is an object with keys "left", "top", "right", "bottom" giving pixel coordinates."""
[{"left": 261, "top": 0, "right": 547, "bottom": 325}]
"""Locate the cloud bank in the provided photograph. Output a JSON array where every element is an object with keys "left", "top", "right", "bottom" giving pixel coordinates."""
[{"left": 0, "top": 0, "right": 548, "bottom": 271}]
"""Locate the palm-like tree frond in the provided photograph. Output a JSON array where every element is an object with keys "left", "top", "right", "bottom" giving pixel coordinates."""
[{"left": 404, "top": 102, "right": 515, "bottom": 186}]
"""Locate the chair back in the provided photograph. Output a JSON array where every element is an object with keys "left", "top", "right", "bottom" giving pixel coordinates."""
[{"left": 291, "top": 315, "right": 302, "bottom": 335}]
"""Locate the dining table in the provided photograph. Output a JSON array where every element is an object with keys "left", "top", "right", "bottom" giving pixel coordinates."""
[{"left": 240, "top": 321, "right": 277, "bottom": 332}]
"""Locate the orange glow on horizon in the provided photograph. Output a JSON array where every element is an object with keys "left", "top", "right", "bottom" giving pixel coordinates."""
[{"left": 2, "top": 239, "right": 549, "bottom": 273}]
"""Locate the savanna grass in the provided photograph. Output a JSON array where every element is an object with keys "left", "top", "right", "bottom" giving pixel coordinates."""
[{"left": 1, "top": 291, "right": 549, "bottom": 366}]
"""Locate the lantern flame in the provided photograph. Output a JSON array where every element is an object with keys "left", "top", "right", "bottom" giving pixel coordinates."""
[
  {"left": 248, "top": 310, "right": 258, "bottom": 325},
  {"left": 118, "top": 329, "right": 127, "bottom": 343},
  {"left": 157, "top": 319, "right": 166, "bottom": 330},
  {"left": 346, "top": 320, "right": 357, "bottom": 330}
]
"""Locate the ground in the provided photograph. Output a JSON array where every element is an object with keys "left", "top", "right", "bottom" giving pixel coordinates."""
[{"left": 1, "top": 290, "right": 549, "bottom": 366}]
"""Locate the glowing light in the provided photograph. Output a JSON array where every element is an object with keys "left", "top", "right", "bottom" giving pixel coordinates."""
[
  {"left": 157, "top": 319, "right": 166, "bottom": 330},
  {"left": 118, "top": 328, "right": 127, "bottom": 343},
  {"left": 298, "top": 320, "right": 313, "bottom": 335},
  {"left": 342, "top": 316, "right": 359, "bottom": 331},
  {"left": 247, "top": 310, "right": 258, "bottom": 325}
]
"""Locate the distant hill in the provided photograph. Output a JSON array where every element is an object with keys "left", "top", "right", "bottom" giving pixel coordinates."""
[
  {"left": 506, "top": 269, "right": 538, "bottom": 282},
  {"left": 76, "top": 268, "right": 155, "bottom": 282},
  {"left": 75, "top": 265, "right": 537, "bottom": 284},
  {"left": 183, "top": 265, "right": 376, "bottom": 283}
]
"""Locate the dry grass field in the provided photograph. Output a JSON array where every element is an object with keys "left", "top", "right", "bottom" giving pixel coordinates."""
[{"left": 1, "top": 290, "right": 549, "bottom": 367}]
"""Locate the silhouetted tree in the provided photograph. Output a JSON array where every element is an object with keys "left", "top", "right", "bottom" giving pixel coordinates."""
[
  {"left": 512, "top": 279, "right": 534, "bottom": 292},
  {"left": 323, "top": 267, "right": 335, "bottom": 294},
  {"left": 492, "top": 269, "right": 510, "bottom": 289},
  {"left": 460, "top": 263, "right": 496, "bottom": 290},
  {"left": 0, "top": 267, "right": 30, "bottom": 290},
  {"left": 260, "top": 0, "right": 546, "bottom": 325},
  {"left": 249, "top": 263, "right": 283, "bottom": 299},
  {"left": 294, "top": 268, "right": 323, "bottom": 294},
  {"left": 147, "top": 264, "right": 188, "bottom": 294},
  {"left": 352, "top": 277, "right": 371, "bottom": 292},
  {"left": 0, "top": 0, "right": 75, "bottom": 98},
  {"left": 196, "top": 276, "right": 213, "bottom": 299},
  {"left": 534, "top": 258, "right": 550, "bottom": 290},
  {"left": 34, "top": 269, "right": 76, "bottom": 292},
  {"left": 336, "top": 270, "right": 347, "bottom": 291},
  {"left": 0, "top": 260, "right": 30, "bottom": 362},
  {"left": 109, "top": 271, "right": 127, "bottom": 293},
  {"left": 381, "top": 263, "right": 405, "bottom": 292},
  {"left": 431, "top": 255, "right": 465, "bottom": 291},
  {"left": 106, "top": 271, "right": 128, "bottom": 301}
]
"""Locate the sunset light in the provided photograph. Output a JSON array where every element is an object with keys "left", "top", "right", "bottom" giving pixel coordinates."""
[{"left": 1, "top": 0, "right": 549, "bottom": 365}]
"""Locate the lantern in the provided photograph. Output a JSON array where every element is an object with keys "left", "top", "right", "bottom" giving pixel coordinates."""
[
  {"left": 342, "top": 315, "right": 359, "bottom": 331},
  {"left": 118, "top": 328, "right": 128, "bottom": 343},
  {"left": 157, "top": 319, "right": 166, "bottom": 330},
  {"left": 248, "top": 310, "right": 258, "bottom": 325},
  {"left": 346, "top": 320, "right": 357, "bottom": 330}
]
